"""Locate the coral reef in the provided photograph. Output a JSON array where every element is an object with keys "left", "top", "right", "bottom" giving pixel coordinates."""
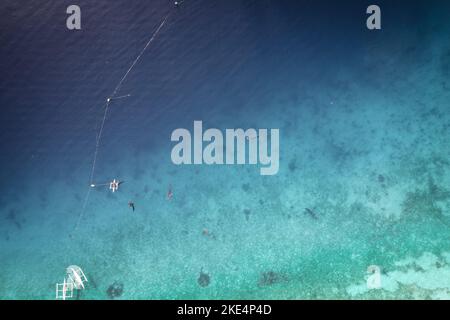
[
  {"left": 258, "top": 271, "right": 288, "bottom": 287},
  {"left": 198, "top": 270, "right": 210, "bottom": 287},
  {"left": 106, "top": 282, "right": 124, "bottom": 299}
]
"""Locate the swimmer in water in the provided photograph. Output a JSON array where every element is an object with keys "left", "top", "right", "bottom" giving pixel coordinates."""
[
  {"left": 167, "top": 184, "right": 173, "bottom": 200},
  {"left": 304, "top": 208, "right": 318, "bottom": 220},
  {"left": 128, "top": 201, "right": 135, "bottom": 212}
]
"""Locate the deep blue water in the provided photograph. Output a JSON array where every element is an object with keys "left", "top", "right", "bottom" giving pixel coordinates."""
[{"left": 0, "top": 0, "right": 436, "bottom": 181}]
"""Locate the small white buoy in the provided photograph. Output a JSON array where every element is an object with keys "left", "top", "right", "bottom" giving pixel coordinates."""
[
  {"left": 107, "top": 98, "right": 111, "bottom": 103},
  {"left": 90, "top": 184, "right": 95, "bottom": 188}
]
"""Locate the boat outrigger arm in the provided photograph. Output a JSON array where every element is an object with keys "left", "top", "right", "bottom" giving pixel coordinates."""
[{"left": 90, "top": 179, "right": 123, "bottom": 192}]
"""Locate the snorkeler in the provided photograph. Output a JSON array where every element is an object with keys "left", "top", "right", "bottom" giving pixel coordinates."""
[
  {"left": 167, "top": 184, "right": 173, "bottom": 200},
  {"left": 304, "top": 208, "right": 318, "bottom": 220},
  {"left": 128, "top": 201, "right": 135, "bottom": 212}
]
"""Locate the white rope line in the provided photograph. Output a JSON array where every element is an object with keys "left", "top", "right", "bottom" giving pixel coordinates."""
[
  {"left": 110, "top": 94, "right": 131, "bottom": 101},
  {"left": 72, "top": 187, "right": 92, "bottom": 237},
  {"left": 70, "top": 12, "right": 172, "bottom": 236},
  {"left": 111, "top": 14, "right": 169, "bottom": 98}
]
